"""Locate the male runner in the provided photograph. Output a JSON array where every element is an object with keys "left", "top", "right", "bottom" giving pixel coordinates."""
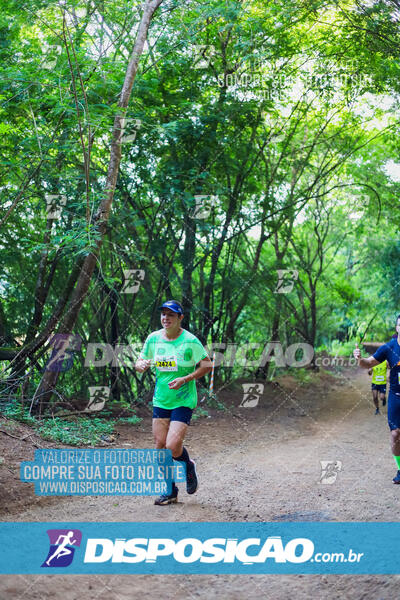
[
  {"left": 368, "top": 360, "right": 387, "bottom": 415},
  {"left": 354, "top": 316, "right": 400, "bottom": 483}
]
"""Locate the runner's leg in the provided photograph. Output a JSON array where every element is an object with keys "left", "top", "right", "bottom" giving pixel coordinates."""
[
  {"left": 372, "top": 388, "right": 379, "bottom": 412},
  {"left": 152, "top": 416, "right": 179, "bottom": 503},
  {"left": 380, "top": 390, "right": 386, "bottom": 407},
  {"left": 167, "top": 412, "right": 198, "bottom": 494},
  {"left": 391, "top": 429, "right": 400, "bottom": 455},
  {"left": 388, "top": 394, "right": 400, "bottom": 483},
  {"left": 166, "top": 420, "right": 188, "bottom": 458},
  {"left": 152, "top": 418, "right": 170, "bottom": 449}
]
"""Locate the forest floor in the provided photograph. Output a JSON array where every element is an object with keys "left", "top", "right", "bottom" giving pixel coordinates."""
[{"left": 0, "top": 366, "right": 399, "bottom": 599}]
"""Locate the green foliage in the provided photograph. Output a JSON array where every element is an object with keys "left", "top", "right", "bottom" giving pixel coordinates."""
[
  {"left": 117, "top": 415, "right": 142, "bottom": 425},
  {"left": 288, "top": 368, "right": 313, "bottom": 385},
  {"left": 198, "top": 388, "right": 226, "bottom": 411},
  {"left": 37, "top": 417, "right": 114, "bottom": 446},
  {"left": 329, "top": 339, "right": 358, "bottom": 357},
  {"left": 192, "top": 406, "right": 209, "bottom": 420},
  {"left": 3, "top": 404, "right": 36, "bottom": 426}
]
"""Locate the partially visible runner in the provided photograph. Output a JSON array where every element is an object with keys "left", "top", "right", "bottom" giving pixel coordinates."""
[
  {"left": 368, "top": 359, "right": 387, "bottom": 415},
  {"left": 354, "top": 316, "right": 400, "bottom": 484},
  {"left": 135, "top": 300, "right": 212, "bottom": 505}
]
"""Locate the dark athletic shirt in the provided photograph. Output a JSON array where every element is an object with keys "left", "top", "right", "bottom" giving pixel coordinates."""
[{"left": 373, "top": 338, "right": 400, "bottom": 394}]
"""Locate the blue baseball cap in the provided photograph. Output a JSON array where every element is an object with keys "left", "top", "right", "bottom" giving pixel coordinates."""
[{"left": 158, "top": 300, "right": 184, "bottom": 315}]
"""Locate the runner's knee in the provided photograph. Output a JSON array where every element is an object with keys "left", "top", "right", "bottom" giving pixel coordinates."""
[
  {"left": 154, "top": 439, "right": 166, "bottom": 449},
  {"left": 166, "top": 439, "right": 183, "bottom": 456},
  {"left": 153, "top": 429, "right": 168, "bottom": 448},
  {"left": 391, "top": 429, "right": 400, "bottom": 443}
]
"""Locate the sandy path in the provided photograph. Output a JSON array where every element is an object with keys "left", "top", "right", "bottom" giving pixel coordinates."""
[{"left": 1, "top": 370, "right": 399, "bottom": 599}]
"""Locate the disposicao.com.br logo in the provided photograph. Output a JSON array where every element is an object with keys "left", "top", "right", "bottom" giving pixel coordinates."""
[
  {"left": 82, "top": 536, "right": 361, "bottom": 565},
  {"left": 37, "top": 526, "right": 365, "bottom": 573}
]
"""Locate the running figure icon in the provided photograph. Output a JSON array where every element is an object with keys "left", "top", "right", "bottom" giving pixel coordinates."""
[{"left": 45, "top": 531, "right": 77, "bottom": 566}]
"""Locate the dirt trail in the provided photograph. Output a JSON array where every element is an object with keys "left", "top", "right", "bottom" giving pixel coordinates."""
[{"left": 1, "top": 369, "right": 399, "bottom": 599}]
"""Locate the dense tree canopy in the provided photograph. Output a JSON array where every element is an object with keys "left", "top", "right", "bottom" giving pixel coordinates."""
[{"left": 1, "top": 0, "right": 400, "bottom": 417}]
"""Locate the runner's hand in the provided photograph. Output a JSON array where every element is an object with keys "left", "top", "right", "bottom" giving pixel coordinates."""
[
  {"left": 168, "top": 377, "right": 187, "bottom": 390},
  {"left": 136, "top": 358, "right": 152, "bottom": 373},
  {"left": 353, "top": 342, "right": 361, "bottom": 363}
]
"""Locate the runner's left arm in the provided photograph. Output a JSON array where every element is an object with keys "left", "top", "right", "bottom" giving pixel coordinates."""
[
  {"left": 183, "top": 357, "right": 213, "bottom": 383},
  {"left": 168, "top": 360, "right": 213, "bottom": 390}
]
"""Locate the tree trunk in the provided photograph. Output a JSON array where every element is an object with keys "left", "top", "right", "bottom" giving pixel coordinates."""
[
  {"left": 181, "top": 214, "right": 196, "bottom": 329},
  {"left": 0, "top": 300, "right": 13, "bottom": 346},
  {"left": 33, "top": 0, "right": 164, "bottom": 414}
]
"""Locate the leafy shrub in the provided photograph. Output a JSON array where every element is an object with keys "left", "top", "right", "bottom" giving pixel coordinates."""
[{"left": 37, "top": 417, "right": 114, "bottom": 446}]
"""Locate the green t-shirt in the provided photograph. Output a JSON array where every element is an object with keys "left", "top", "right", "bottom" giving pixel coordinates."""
[
  {"left": 372, "top": 360, "right": 387, "bottom": 384},
  {"left": 140, "top": 329, "right": 209, "bottom": 409}
]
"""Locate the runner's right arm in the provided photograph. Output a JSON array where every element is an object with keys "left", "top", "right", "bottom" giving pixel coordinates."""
[
  {"left": 135, "top": 334, "right": 153, "bottom": 372},
  {"left": 135, "top": 358, "right": 151, "bottom": 372}
]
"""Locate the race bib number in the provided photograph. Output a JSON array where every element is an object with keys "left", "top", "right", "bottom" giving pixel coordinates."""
[
  {"left": 375, "top": 375, "right": 384, "bottom": 382},
  {"left": 155, "top": 355, "right": 178, "bottom": 371}
]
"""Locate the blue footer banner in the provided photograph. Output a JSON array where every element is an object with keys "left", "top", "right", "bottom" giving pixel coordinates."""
[{"left": 0, "top": 522, "right": 398, "bottom": 574}]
